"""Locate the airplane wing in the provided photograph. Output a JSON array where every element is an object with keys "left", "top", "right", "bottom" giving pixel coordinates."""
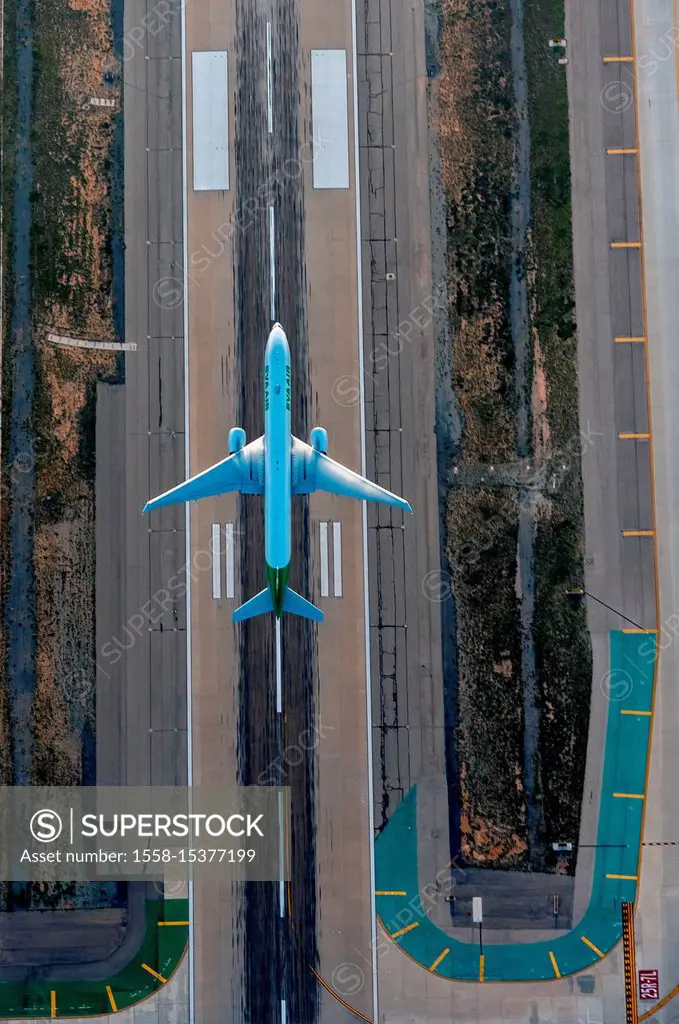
[
  {"left": 291, "top": 437, "right": 412, "bottom": 513},
  {"left": 143, "top": 437, "right": 264, "bottom": 513}
]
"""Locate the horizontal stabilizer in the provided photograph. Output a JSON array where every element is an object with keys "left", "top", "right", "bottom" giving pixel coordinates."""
[
  {"left": 232, "top": 588, "right": 274, "bottom": 623},
  {"left": 282, "top": 588, "right": 325, "bottom": 622}
]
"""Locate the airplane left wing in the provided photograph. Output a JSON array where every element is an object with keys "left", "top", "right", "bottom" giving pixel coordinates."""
[
  {"left": 291, "top": 437, "right": 412, "bottom": 513},
  {"left": 143, "top": 437, "right": 264, "bottom": 513}
]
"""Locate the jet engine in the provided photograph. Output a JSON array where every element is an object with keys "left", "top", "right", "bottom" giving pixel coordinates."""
[
  {"left": 228, "top": 427, "right": 247, "bottom": 453},
  {"left": 310, "top": 427, "right": 328, "bottom": 454}
]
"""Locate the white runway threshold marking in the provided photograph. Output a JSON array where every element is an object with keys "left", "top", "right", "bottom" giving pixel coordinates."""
[
  {"left": 333, "top": 521, "right": 343, "bottom": 597},
  {"left": 319, "top": 521, "right": 329, "bottom": 597},
  {"left": 267, "top": 21, "right": 273, "bottom": 134},
  {"left": 191, "top": 50, "right": 229, "bottom": 191},
  {"left": 310, "top": 50, "right": 350, "bottom": 189},
  {"left": 225, "top": 522, "right": 235, "bottom": 599},
  {"left": 281, "top": 998, "right": 287, "bottom": 1024},
  {"left": 211, "top": 524, "right": 222, "bottom": 599}
]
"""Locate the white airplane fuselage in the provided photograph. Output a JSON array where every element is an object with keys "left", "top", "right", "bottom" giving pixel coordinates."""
[{"left": 263, "top": 324, "right": 292, "bottom": 615}]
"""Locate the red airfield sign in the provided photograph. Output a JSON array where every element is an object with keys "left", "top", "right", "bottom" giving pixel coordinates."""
[{"left": 638, "top": 969, "right": 659, "bottom": 1001}]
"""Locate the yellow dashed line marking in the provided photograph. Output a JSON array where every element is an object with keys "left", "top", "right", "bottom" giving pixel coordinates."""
[
  {"left": 50, "top": 991, "right": 56, "bottom": 1018},
  {"left": 375, "top": 891, "right": 406, "bottom": 896},
  {"left": 106, "top": 986, "right": 118, "bottom": 1012},
  {"left": 607, "top": 147, "right": 639, "bottom": 154},
  {"left": 391, "top": 921, "right": 419, "bottom": 940},
  {"left": 615, "top": 336, "right": 646, "bottom": 342},
  {"left": 428, "top": 948, "right": 450, "bottom": 972},
  {"left": 606, "top": 873, "right": 638, "bottom": 880},
  {"left": 479, "top": 954, "right": 485, "bottom": 982},
  {"left": 581, "top": 935, "right": 605, "bottom": 958},
  {"left": 621, "top": 709, "right": 652, "bottom": 715},
  {"left": 158, "top": 920, "right": 189, "bottom": 926},
  {"left": 622, "top": 530, "right": 655, "bottom": 537},
  {"left": 549, "top": 951, "right": 561, "bottom": 978},
  {"left": 141, "top": 963, "right": 168, "bottom": 984},
  {"left": 610, "top": 241, "right": 641, "bottom": 248},
  {"left": 603, "top": 55, "right": 635, "bottom": 62},
  {"left": 613, "top": 792, "right": 645, "bottom": 799},
  {"left": 622, "top": 628, "right": 656, "bottom": 633},
  {"left": 619, "top": 433, "right": 650, "bottom": 439}
]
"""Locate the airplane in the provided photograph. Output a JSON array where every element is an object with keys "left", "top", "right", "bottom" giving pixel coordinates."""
[{"left": 143, "top": 323, "right": 413, "bottom": 623}]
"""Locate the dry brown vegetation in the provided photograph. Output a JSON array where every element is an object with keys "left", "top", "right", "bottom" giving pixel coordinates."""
[
  {"left": 436, "top": 0, "right": 591, "bottom": 869},
  {"left": 28, "top": 0, "right": 120, "bottom": 784}
]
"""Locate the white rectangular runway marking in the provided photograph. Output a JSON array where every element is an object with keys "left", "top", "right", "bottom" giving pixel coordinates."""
[
  {"left": 333, "top": 521, "right": 343, "bottom": 597},
  {"left": 319, "top": 521, "right": 329, "bottom": 596},
  {"left": 310, "top": 50, "right": 350, "bottom": 189},
  {"left": 224, "top": 522, "right": 235, "bottom": 599},
  {"left": 267, "top": 22, "right": 273, "bottom": 134},
  {"left": 192, "top": 51, "right": 229, "bottom": 191},
  {"left": 278, "top": 789, "right": 285, "bottom": 916},
  {"left": 211, "top": 524, "right": 221, "bottom": 599},
  {"left": 269, "top": 204, "right": 276, "bottom": 321}
]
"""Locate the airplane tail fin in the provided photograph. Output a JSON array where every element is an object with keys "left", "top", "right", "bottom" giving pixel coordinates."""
[
  {"left": 282, "top": 588, "right": 325, "bottom": 623},
  {"left": 232, "top": 588, "right": 274, "bottom": 623}
]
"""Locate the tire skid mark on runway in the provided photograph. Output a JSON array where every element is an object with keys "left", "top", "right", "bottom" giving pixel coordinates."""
[{"left": 233, "top": 0, "right": 319, "bottom": 1020}]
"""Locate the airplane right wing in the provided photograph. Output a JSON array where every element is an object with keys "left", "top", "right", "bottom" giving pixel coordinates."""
[
  {"left": 143, "top": 437, "right": 264, "bottom": 513},
  {"left": 291, "top": 437, "right": 412, "bottom": 513}
]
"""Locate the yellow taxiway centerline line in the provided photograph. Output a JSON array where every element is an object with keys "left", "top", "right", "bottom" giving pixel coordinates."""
[
  {"left": 581, "top": 935, "right": 605, "bottom": 957},
  {"left": 549, "top": 951, "right": 561, "bottom": 978},
  {"left": 428, "top": 948, "right": 450, "bottom": 972},
  {"left": 141, "top": 963, "right": 168, "bottom": 984}
]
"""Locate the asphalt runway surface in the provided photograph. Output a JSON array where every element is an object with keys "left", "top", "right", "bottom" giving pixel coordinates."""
[{"left": 232, "top": 0, "right": 319, "bottom": 1020}]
